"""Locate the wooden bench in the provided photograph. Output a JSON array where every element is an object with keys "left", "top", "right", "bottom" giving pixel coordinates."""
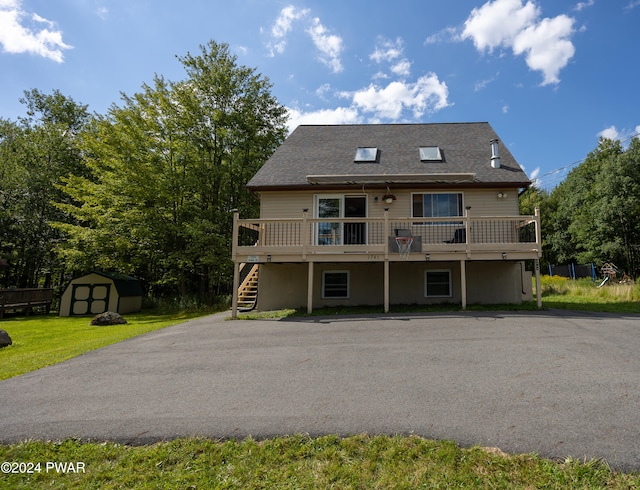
[{"left": 0, "top": 288, "right": 54, "bottom": 318}]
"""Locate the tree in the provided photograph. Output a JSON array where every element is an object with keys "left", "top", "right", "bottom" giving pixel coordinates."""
[
  {"left": 0, "top": 90, "right": 89, "bottom": 288},
  {"left": 57, "top": 41, "right": 287, "bottom": 302},
  {"left": 518, "top": 185, "right": 554, "bottom": 266},
  {"left": 546, "top": 137, "right": 640, "bottom": 276}
]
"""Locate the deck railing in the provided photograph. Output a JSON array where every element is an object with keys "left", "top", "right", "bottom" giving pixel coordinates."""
[{"left": 234, "top": 210, "right": 541, "bottom": 260}]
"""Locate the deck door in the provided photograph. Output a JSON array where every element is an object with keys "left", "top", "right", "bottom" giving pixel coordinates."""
[{"left": 315, "top": 195, "right": 367, "bottom": 245}]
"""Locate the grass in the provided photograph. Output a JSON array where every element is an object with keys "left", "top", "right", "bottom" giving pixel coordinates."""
[
  {"left": 0, "top": 309, "right": 216, "bottom": 381},
  {"left": 3, "top": 290, "right": 640, "bottom": 487},
  {"left": 1, "top": 435, "right": 638, "bottom": 489},
  {"left": 537, "top": 275, "right": 640, "bottom": 314}
]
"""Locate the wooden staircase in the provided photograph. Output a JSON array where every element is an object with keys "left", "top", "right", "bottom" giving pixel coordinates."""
[{"left": 237, "top": 263, "right": 259, "bottom": 310}]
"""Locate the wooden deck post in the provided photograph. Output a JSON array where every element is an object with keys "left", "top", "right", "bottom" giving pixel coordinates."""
[
  {"left": 231, "top": 261, "right": 240, "bottom": 319},
  {"left": 534, "top": 207, "right": 542, "bottom": 309},
  {"left": 383, "top": 208, "right": 390, "bottom": 312},
  {"left": 307, "top": 261, "right": 314, "bottom": 314},
  {"left": 460, "top": 259, "right": 467, "bottom": 310},
  {"left": 384, "top": 260, "right": 390, "bottom": 313},
  {"left": 231, "top": 210, "right": 240, "bottom": 319},
  {"left": 535, "top": 259, "right": 542, "bottom": 309}
]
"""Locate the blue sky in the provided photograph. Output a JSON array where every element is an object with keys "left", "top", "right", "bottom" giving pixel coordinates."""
[{"left": 1, "top": 0, "right": 639, "bottom": 189}]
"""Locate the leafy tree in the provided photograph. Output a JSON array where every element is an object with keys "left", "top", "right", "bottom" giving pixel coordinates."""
[
  {"left": 546, "top": 137, "right": 640, "bottom": 276},
  {"left": 57, "top": 41, "right": 287, "bottom": 302},
  {"left": 519, "top": 185, "right": 554, "bottom": 266},
  {"left": 0, "top": 90, "right": 89, "bottom": 288}
]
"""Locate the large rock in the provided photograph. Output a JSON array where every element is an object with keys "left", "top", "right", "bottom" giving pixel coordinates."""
[
  {"left": 0, "top": 329, "right": 12, "bottom": 348},
  {"left": 90, "top": 311, "right": 127, "bottom": 326}
]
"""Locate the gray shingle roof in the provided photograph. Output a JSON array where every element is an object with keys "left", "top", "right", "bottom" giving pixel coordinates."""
[{"left": 247, "top": 122, "right": 531, "bottom": 190}]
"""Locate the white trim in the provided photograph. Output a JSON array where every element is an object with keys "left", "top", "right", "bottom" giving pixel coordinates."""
[{"left": 424, "top": 269, "right": 452, "bottom": 298}]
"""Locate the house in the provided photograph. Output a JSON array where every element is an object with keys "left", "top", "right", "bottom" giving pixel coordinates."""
[
  {"left": 59, "top": 271, "right": 143, "bottom": 316},
  {"left": 231, "top": 123, "right": 542, "bottom": 317}
]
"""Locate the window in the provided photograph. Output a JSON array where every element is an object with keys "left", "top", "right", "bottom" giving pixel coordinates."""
[
  {"left": 315, "top": 195, "right": 367, "bottom": 245},
  {"left": 425, "top": 270, "right": 452, "bottom": 297},
  {"left": 419, "top": 146, "right": 442, "bottom": 161},
  {"left": 412, "top": 193, "right": 463, "bottom": 218},
  {"left": 323, "top": 271, "right": 349, "bottom": 298},
  {"left": 355, "top": 147, "right": 378, "bottom": 162}
]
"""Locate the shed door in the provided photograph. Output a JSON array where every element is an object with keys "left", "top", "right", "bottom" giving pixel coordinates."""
[{"left": 70, "top": 283, "right": 111, "bottom": 315}]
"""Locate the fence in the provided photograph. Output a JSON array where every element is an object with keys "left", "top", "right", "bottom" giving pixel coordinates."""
[{"left": 548, "top": 264, "right": 597, "bottom": 281}]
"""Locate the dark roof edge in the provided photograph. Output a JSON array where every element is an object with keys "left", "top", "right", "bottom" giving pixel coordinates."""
[{"left": 248, "top": 181, "right": 532, "bottom": 192}]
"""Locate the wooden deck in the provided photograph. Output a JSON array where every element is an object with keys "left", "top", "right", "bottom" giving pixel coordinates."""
[
  {"left": 230, "top": 209, "right": 543, "bottom": 318},
  {"left": 232, "top": 210, "right": 542, "bottom": 264}
]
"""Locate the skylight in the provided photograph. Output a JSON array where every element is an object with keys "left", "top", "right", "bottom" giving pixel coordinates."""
[
  {"left": 419, "top": 146, "right": 442, "bottom": 161},
  {"left": 355, "top": 147, "right": 378, "bottom": 162}
]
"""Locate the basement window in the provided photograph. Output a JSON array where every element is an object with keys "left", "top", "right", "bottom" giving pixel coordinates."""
[
  {"left": 419, "top": 146, "right": 442, "bottom": 161},
  {"left": 425, "top": 270, "right": 452, "bottom": 298},
  {"left": 355, "top": 147, "right": 378, "bottom": 162},
  {"left": 322, "top": 271, "right": 350, "bottom": 299}
]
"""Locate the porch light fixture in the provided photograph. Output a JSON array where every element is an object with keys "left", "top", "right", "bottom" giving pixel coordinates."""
[
  {"left": 502, "top": 252, "right": 507, "bottom": 260},
  {"left": 382, "top": 193, "right": 396, "bottom": 204},
  {"left": 497, "top": 192, "right": 507, "bottom": 199},
  {"left": 425, "top": 254, "right": 430, "bottom": 261}
]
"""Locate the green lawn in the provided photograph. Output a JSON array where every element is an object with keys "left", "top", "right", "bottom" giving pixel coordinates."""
[
  {"left": 536, "top": 275, "right": 640, "bottom": 314},
  {"left": 1, "top": 435, "right": 638, "bottom": 489},
  {"left": 0, "top": 309, "right": 214, "bottom": 381}
]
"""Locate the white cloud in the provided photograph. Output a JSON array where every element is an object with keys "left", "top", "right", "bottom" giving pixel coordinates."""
[
  {"left": 462, "top": 0, "right": 539, "bottom": 52},
  {"left": 425, "top": 27, "right": 459, "bottom": 45},
  {"left": 598, "top": 125, "right": 619, "bottom": 140},
  {"left": 271, "top": 5, "right": 309, "bottom": 39},
  {"left": 351, "top": 74, "right": 450, "bottom": 120},
  {"left": 625, "top": 0, "right": 640, "bottom": 10},
  {"left": 370, "top": 37, "right": 403, "bottom": 63},
  {"left": 461, "top": 0, "right": 576, "bottom": 85},
  {"left": 97, "top": 7, "right": 109, "bottom": 20},
  {"left": 0, "top": 0, "right": 71, "bottom": 62},
  {"left": 370, "top": 37, "right": 412, "bottom": 78},
  {"left": 286, "top": 73, "right": 451, "bottom": 132},
  {"left": 306, "top": 17, "right": 343, "bottom": 73},
  {"left": 315, "top": 83, "right": 331, "bottom": 98},
  {"left": 390, "top": 59, "right": 412, "bottom": 77},
  {"left": 267, "top": 6, "right": 343, "bottom": 73},
  {"left": 574, "top": 0, "right": 595, "bottom": 11},
  {"left": 529, "top": 166, "right": 540, "bottom": 180},
  {"left": 512, "top": 15, "right": 575, "bottom": 85},
  {"left": 474, "top": 73, "right": 499, "bottom": 91},
  {"left": 598, "top": 125, "right": 640, "bottom": 142},
  {"left": 286, "top": 106, "right": 361, "bottom": 133},
  {"left": 267, "top": 6, "right": 309, "bottom": 56}
]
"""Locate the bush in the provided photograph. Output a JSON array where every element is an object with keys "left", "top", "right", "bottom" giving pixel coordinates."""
[{"left": 539, "top": 275, "right": 570, "bottom": 296}]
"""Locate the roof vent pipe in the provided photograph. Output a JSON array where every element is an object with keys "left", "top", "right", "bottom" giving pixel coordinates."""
[{"left": 490, "top": 139, "right": 501, "bottom": 168}]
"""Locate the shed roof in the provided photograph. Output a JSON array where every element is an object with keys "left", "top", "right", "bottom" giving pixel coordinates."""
[
  {"left": 76, "top": 272, "right": 143, "bottom": 297},
  {"left": 247, "top": 123, "right": 531, "bottom": 190}
]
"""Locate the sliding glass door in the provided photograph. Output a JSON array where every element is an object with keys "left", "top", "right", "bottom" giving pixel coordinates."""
[{"left": 315, "top": 195, "right": 367, "bottom": 245}]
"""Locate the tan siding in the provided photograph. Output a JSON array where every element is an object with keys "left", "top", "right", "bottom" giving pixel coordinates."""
[
  {"left": 259, "top": 187, "right": 522, "bottom": 220},
  {"left": 260, "top": 191, "right": 315, "bottom": 219}
]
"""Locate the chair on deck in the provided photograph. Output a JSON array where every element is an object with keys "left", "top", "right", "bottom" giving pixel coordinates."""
[{"left": 444, "top": 228, "right": 466, "bottom": 244}]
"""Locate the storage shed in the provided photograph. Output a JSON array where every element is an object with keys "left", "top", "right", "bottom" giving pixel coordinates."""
[{"left": 59, "top": 272, "right": 143, "bottom": 316}]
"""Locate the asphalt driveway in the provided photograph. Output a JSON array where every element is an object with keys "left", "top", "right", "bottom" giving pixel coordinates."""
[{"left": 1, "top": 309, "right": 639, "bottom": 471}]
